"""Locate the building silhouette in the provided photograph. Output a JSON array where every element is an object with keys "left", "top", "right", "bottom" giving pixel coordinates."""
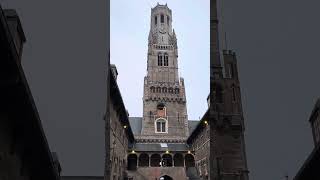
[
  {"left": 0, "top": 5, "right": 60, "bottom": 180},
  {"left": 293, "top": 98, "right": 320, "bottom": 180}
]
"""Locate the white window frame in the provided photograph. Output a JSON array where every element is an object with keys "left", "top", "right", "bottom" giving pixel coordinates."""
[{"left": 155, "top": 118, "right": 168, "bottom": 133}]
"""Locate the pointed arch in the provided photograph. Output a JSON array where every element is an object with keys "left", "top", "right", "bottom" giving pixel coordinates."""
[{"left": 158, "top": 53, "right": 163, "bottom": 66}]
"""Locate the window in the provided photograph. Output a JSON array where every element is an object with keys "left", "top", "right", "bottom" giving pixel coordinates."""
[
  {"left": 161, "top": 14, "right": 164, "bottom": 23},
  {"left": 167, "top": 16, "right": 170, "bottom": 26},
  {"left": 232, "top": 85, "right": 236, "bottom": 102},
  {"left": 162, "top": 87, "right": 167, "bottom": 93},
  {"left": 164, "top": 54, "right": 168, "bottom": 66},
  {"left": 158, "top": 53, "right": 163, "bottom": 66},
  {"left": 155, "top": 119, "right": 167, "bottom": 133},
  {"left": 226, "top": 63, "right": 233, "bottom": 78},
  {"left": 150, "top": 86, "right": 155, "bottom": 93},
  {"left": 155, "top": 16, "right": 157, "bottom": 25},
  {"left": 175, "top": 88, "right": 179, "bottom": 94},
  {"left": 156, "top": 87, "right": 161, "bottom": 93}
]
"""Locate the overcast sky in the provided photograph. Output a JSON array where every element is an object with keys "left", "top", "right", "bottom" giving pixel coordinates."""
[
  {"left": 1, "top": 0, "right": 320, "bottom": 180},
  {"left": 111, "top": 0, "right": 210, "bottom": 120}
]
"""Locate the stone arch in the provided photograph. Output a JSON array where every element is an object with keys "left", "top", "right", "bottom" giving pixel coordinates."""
[
  {"left": 150, "top": 154, "right": 161, "bottom": 167},
  {"left": 138, "top": 153, "right": 149, "bottom": 167},
  {"left": 127, "top": 154, "right": 137, "bottom": 170},
  {"left": 173, "top": 153, "right": 184, "bottom": 167},
  {"left": 185, "top": 154, "right": 195, "bottom": 168},
  {"left": 162, "top": 154, "right": 173, "bottom": 167}
]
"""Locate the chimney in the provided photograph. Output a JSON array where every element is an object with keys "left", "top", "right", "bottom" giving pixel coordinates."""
[
  {"left": 4, "top": 9, "right": 26, "bottom": 60},
  {"left": 110, "top": 64, "right": 118, "bottom": 80}
]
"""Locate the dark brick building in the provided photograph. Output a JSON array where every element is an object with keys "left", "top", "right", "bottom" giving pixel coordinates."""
[
  {"left": 293, "top": 98, "right": 320, "bottom": 180},
  {"left": 0, "top": 5, "right": 60, "bottom": 180},
  {"left": 109, "top": 64, "right": 135, "bottom": 180}
]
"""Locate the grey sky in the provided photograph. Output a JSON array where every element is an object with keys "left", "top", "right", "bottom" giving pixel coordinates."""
[
  {"left": 1, "top": 0, "right": 320, "bottom": 180},
  {"left": 111, "top": 0, "right": 210, "bottom": 120}
]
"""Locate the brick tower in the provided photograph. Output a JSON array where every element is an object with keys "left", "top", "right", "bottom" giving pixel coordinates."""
[{"left": 138, "top": 3, "right": 189, "bottom": 142}]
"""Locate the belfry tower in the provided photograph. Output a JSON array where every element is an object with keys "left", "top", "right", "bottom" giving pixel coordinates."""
[{"left": 139, "top": 3, "right": 189, "bottom": 142}]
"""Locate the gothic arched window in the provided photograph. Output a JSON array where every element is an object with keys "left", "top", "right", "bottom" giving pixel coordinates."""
[
  {"left": 168, "top": 88, "right": 173, "bottom": 94},
  {"left": 150, "top": 86, "right": 155, "bottom": 93},
  {"left": 175, "top": 88, "right": 179, "bottom": 94},
  {"left": 155, "top": 118, "right": 167, "bottom": 133},
  {"left": 161, "top": 14, "right": 164, "bottom": 23},
  {"left": 162, "top": 87, "right": 167, "bottom": 93},
  {"left": 156, "top": 87, "right": 161, "bottom": 93},
  {"left": 155, "top": 16, "right": 157, "bottom": 25},
  {"left": 164, "top": 53, "right": 169, "bottom": 66},
  {"left": 158, "top": 53, "right": 163, "bottom": 66}
]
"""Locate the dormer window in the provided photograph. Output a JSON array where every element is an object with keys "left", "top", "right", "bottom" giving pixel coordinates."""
[{"left": 161, "top": 14, "right": 164, "bottom": 23}]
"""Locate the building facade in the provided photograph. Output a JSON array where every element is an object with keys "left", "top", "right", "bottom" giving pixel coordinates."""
[
  {"left": 109, "top": 65, "right": 135, "bottom": 180},
  {"left": 0, "top": 6, "right": 60, "bottom": 180}
]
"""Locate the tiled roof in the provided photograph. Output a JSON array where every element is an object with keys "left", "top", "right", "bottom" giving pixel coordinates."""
[
  {"left": 128, "top": 117, "right": 200, "bottom": 136},
  {"left": 134, "top": 143, "right": 188, "bottom": 152}
]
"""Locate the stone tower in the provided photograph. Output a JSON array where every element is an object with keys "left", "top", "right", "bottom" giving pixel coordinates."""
[{"left": 139, "top": 3, "right": 189, "bottom": 142}]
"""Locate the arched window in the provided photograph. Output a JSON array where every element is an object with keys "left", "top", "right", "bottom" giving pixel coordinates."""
[
  {"left": 168, "top": 88, "right": 173, "bottom": 94},
  {"left": 185, "top": 154, "right": 195, "bottom": 168},
  {"left": 162, "top": 154, "right": 173, "bottom": 167},
  {"left": 174, "top": 88, "right": 179, "bottom": 94},
  {"left": 167, "top": 16, "right": 170, "bottom": 26},
  {"left": 150, "top": 86, "right": 155, "bottom": 93},
  {"left": 155, "top": 118, "right": 167, "bottom": 133},
  {"left": 127, "top": 154, "right": 137, "bottom": 170},
  {"left": 173, "top": 153, "right": 184, "bottom": 167},
  {"left": 164, "top": 53, "right": 168, "bottom": 66},
  {"left": 158, "top": 53, "right": 163, "bottom": 66},
  {"left": 155, "top": 16, "right": 158, "bottom": 26},
  {"left": 162, "top": 87, "right": 167, "bottom": 93},
  {"left": 150, "top": 154, "right": 161, "bottom": 167},
  {"left": 138, "top": 153, "right": 149, "bottom": 167},
  {"left": 161, "top": 14, "right": 164, "bottom": 23},
  {"left": 156, "top": 87, "right": 161, "bottom": 93}
]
